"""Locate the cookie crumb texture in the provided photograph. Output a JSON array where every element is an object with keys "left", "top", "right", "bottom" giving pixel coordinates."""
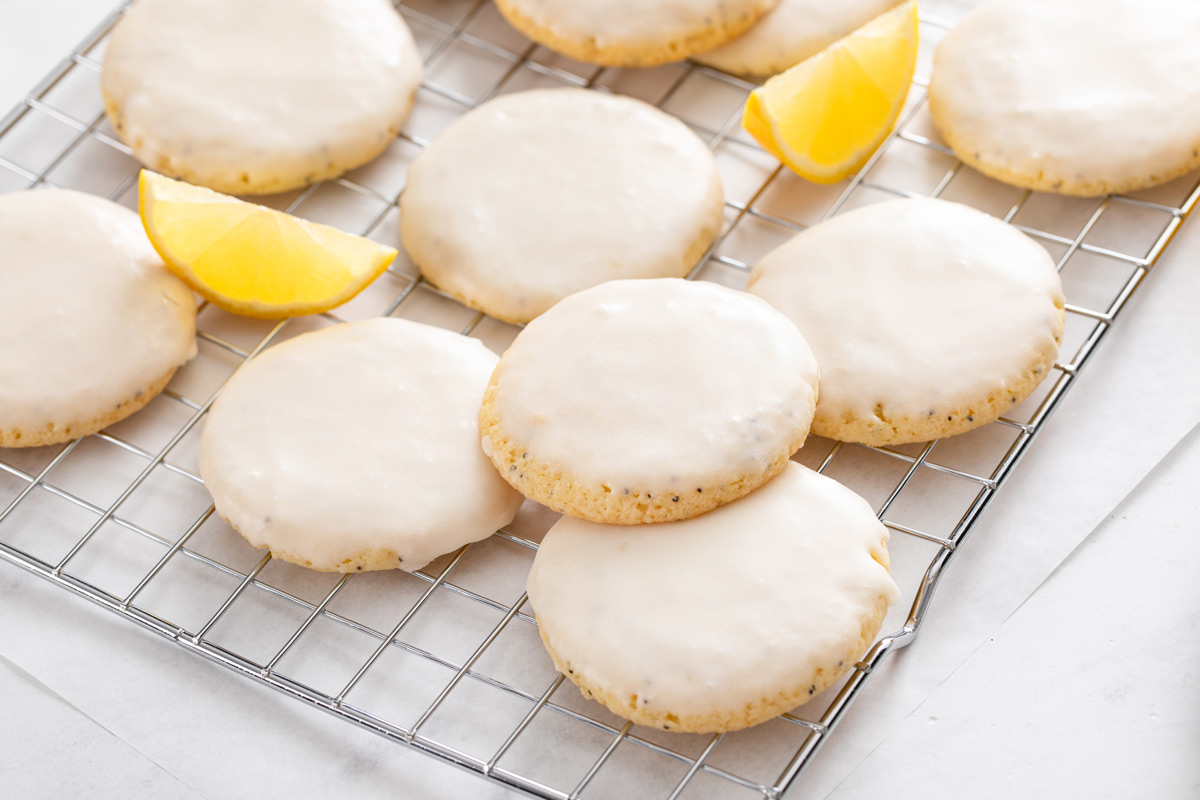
[
  {"left": 928, "top": 0, "right": 1200, "bottom": 197},
  {"left": 495, "top": 0, "right": 779, "bottom": 67},
  {"left": 480, "top": 279, "right": 820, "bottom": 524},
  {"left": 101, "top": 0, "right": 422, "bottom": 195},
  {"left": 749, "top": 198, "right": 1064, "bottom": 446},
  {"left": 527, "top": 463, "right": 900, "bottom": 732},
  {"left": 199, "top": 318, "right": 523, "bottom": 573},
  {"left": 0, "top": 189, "right": 197, "bottom": 448}
]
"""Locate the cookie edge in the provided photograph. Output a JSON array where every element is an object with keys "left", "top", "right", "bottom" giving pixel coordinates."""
[
  {"left": 494, "top": 0, "right": 777, "bottom": 67},
  {"left": 535, "top": 591, "right": 891, "bottom": 733},
  {"left": 0, "top": 366, "right": 178, "bottom": 449},
  {"left": 808, "top": 302, "right": 1064, "bottom": 446},
  {"left": 479, "top": 371, "right": 815, "bottom": 524}
]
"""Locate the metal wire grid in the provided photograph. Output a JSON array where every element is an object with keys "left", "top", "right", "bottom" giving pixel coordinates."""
[{"left": 0, "top": 1, "right": 1196, "bottom": 798}]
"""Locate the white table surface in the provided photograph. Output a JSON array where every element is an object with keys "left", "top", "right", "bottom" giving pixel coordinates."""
[{"left": 2, "top": 3, "right": 1198, "bottom": 799}]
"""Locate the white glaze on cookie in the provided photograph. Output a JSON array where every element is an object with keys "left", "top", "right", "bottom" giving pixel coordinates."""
[
  {"left": 199, "top": 318, "right": 524, "bottom": 573},
  {"left": 0, "top": 189, "right": 197, "bottom": 444},
  {"left": 748, "top": 198, "right": 1064, "bottom": 444},
  {"left": 102, "top": 0, "right": 422, "bottom": 194},
  {"left": 501, "top": 0, "right": 766, "bottom": 45},
  {"left": 929, "top": 0, "right": 1200, "bottom": 196},
  {"left": 495, "top": 0, "right": 777, "bottom": 65},
  {"left": 482, "top": 278, "right": 819, "bottom": 492},
  {"left": 527, "top": 461, "right": 900, "bottom": 732},
  {"left": 697, "top": 0, "right": 902, "bottom": 76},
  {"left": 401, "top": 89, "right": 725, "bottom": 324}
]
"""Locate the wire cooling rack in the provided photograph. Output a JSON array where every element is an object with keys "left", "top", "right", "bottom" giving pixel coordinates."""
[{"left": 1, "top": 1, "right": 1197, "bottom": 798}]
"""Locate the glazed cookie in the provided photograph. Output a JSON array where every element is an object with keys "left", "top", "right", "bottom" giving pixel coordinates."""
[
  {"left": 528, "top": 461, "right": 900, "bottom": 733},
  {"left": 102, "top": 0, "right": 422, "bottom": 195},
  {"left": 696, "top": 0, "right": 902, "bottom": 77},
  {"left": 494, "top": 0, "right": 778, "bottom": 67},
  {"left": 929, "top": 0, "right": 1200, "bottom": 196},
  {"left": 400, "top": 88, "right": 725, "bottom": 325},
  {"left": 0, "top": 190, "right": 197, "bottom": 449},
  {"left": 748, "top": 198, "right": 1064, "bottom": 446},
  {"left": 479, "top": 278, "right": 820, "bottom": 524},
  {"left": 199, "top": 318, "right": 524, "bottom": 573}
]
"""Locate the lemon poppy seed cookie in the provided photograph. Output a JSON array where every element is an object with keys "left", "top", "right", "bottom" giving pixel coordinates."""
[
  {"left": 479, "top": 278, "right": 820, "bottom": 525},
  {"left": 400, "top": 88, "right": 725, "bottom": 325},
  {"left": 199, "top": 319, "right": 524, "bottom": 573},
  {"left": 748, "top": 199, "right": 1064, "bottom": 447},
  {"left": 929, "top": 0, "right": 1200, "bottom": 197},
  {"left": 494, "top": 0, "right": 779, "bottom": 67},
  {"left": 102, "top": 0, "right": 422, "bottom": 195},
  {"left": 528, "top": 462, "right": 900, "bottom": 733},
  {"left": 696, "top": 0, "right": 903, "bottom": 77},
  {"left": 0, "top": 190, "right": 197, "bottom": 449}
]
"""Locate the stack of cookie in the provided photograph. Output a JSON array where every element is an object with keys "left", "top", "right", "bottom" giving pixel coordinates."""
[
  {"left": 479, "top": 276, "right": 903, "bottom": 732},
  {"left": 486, "top": 188, "right": 1066, "bottom": 732}
]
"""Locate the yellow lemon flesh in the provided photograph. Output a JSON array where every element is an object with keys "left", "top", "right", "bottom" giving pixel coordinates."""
[
  {"left": 138, "top": 171, "right": 397, "bottom": 319},
  {"left": 743, "top": 0, "right": 919, "bottom": 183}
]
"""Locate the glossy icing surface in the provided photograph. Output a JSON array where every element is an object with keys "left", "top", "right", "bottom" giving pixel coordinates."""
[
  {"left": 929, "top": 0, "right": 1200, "bottom": 195},
  {"left": 102, "top": 0, "right": 422, "bottom": 193},
  {"left": 483, "top": 278, "right": 819, "bottom": 489},
  {"left": 199, "top": 318, "right": 524, "bottom": 572},
  {"left": 0, "top": 189, "right": 197, "bottom": 437},
  {"left": 528, "top": 462, "right": 899, "bottom": 723},
  {"left": 401, "top": 88, "right": 724, "bottom": 324},
  {"left": 748, "top": 199, "right": 1064, "bottom": 436}
]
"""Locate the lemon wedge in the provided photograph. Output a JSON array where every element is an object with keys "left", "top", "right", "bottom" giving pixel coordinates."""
[
  {"left": 743, "top": 0, "right": 918, "bottom": 183},
  {"left": 138, "top": 171, "right": 397, "bottom": 319}
]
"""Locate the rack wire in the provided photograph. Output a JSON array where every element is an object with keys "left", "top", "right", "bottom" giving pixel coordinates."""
[{"left": 1, "top": 1, "right": 1197, "bottom": 798}]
